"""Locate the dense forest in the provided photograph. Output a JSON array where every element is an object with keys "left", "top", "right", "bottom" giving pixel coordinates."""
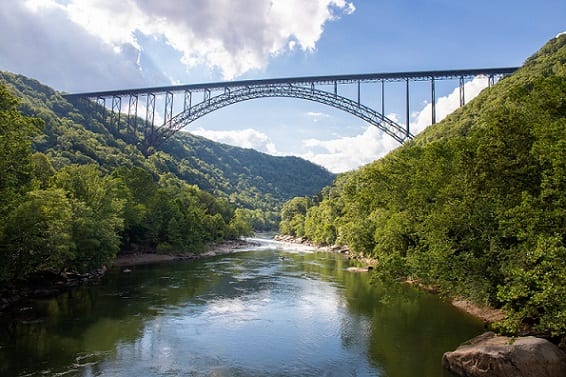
[
  {"left": 0, "top": 83, "right": 254, "bottom": 281},
  {"left": 0, "top": 71, "right": 335, "bottom": 231},
  {"left": 0, "top": 70, "right": 334, "bottom": 282},
  {"left": 279, "top": 35, "right": 566, "bottom": 345}
]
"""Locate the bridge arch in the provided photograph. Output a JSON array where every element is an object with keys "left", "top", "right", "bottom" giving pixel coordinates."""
[
  {"left": 64, "top": 67, "right": 518, "bottom": 153},
  {"left": 157, "top": 84, "right": 413, "bottom": 145}
]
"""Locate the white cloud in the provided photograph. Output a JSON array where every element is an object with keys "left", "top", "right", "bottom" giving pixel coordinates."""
[
  {"left": 0, "top": 2, "right": 165, "bottom": 92},
  {"left": 296, "top": 79, "right": 492, "bottom": 173},
  {"left": 306, "top": 111, "right": 331, "bottom": 122},
  {"left": 299, "top": 126, "right": 399, "bottom": 173},
  {"left": 410, "top": 76, "right": 490, "bottom": 134},
  {"left": 190, "top": 127, "right": 278, "bottom": 155},
  {"left": 12, "top": 0, "right": 355, "bottom": 86}
]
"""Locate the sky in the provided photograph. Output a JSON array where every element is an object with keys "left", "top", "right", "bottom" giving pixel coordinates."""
[{"left": 0, "top": 0, "right": 564, "bottom": 173}]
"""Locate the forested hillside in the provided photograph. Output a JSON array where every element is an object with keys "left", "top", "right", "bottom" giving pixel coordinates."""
[
  {"left": 0, "top": 69, "right": 335, "bottom": 282},
  {"left": 0, "top": 71, "right": 335, "bottom": 229},
  {"left": 279, "top": 35, "right": 566, "bottom": 345},
  {"left": 0, "top": 82, "right": 258, "bottom": 282}
]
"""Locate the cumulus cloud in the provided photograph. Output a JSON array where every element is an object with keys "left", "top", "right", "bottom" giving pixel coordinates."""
[
  {"left": 410, "top": 76, "right": 490, "bottom": 134},
  {"left": 190, "top": 127, "right": 278, "bottom": 154},
  {"left": 0, "top": 1, "right": 159, "bottom": 92},
  {"left": 299, "top": 125, "right": 399, "bottom": 173},
  {"left": 187, "top": 76, "right": 491, "bottom": 174},
  {"left": 306, "top": 111, "right": 331, "bottom": 122},
  {"left": 299, "top": 79, "right": 492, "bottom": 173},
  {"left": 2, "top": 0, "right": 355, "bottom": 91}
]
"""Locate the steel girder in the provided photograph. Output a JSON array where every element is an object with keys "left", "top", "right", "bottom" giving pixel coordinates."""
[
  {"left": 156, "top": 84, "right": 413, "bottom": 145},
  {"left": 62, "top": 67, "right": 519, "bottom": 153},
  {"left": 64, "top": 67, "right": 518, "bottom": 99}
]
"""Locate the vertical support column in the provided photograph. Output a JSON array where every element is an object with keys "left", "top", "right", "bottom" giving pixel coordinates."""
[
  {"left": 127, "top": 95, "right": 138, "bottom": 136},
  {"left": 311, "top": 82, "right": 315, "bottom": 93},
  {"left": 145, "top": 93, "right": 156, "bottom": 144},
  {"left": 184, "top": 90, "right": 192, "bottom": 115},
  {"left": 96, "top": 96, "right": 106, "bottom": 120},
  {"left": 357, "top": 80, "right": 361, "bottom": 106},
  {"left": 459, "top": 77, "right": 465, "bottom": 107},
  {"left": 164, "top": 91, "right": 173, "bottom": 126},
  {"left": 111, "top": 95, "right": 121, "bottom": 131},
  {"left": 431, "top": 77, "right": 436, "bottom": 125},
  {"left": 381, "top": 79, "right": 385, "bottom": 117},
  {"left": 405, "top": 78, "right": 410, "bottom": 136},
  {"left": 333, "top": 81, "right": 337, "bottom": 97},
  {"left": 488, "top": 74, "right": 495, "bottom": 88},
  {"left": 204, "top": 88, "right": 211, "bottom": 104}
]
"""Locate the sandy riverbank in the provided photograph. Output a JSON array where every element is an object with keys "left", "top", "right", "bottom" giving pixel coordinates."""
[
  {"left": 0, "top": 239, "right": 257, "bottom": 312},
  {"left": 450, "top": 299, "right": 505, "bottom": 324},
  {"left": 112, "top": 239, "right": 256, "bottom": 267}
]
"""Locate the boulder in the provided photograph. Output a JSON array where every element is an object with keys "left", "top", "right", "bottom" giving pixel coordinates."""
[{"left": 442, "top": 332, "right": 566, "bottom": 377}]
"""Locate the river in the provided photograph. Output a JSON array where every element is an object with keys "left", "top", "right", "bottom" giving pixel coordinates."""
[{"left": 0, "top": 237, "right": 483, "bottom": 376}]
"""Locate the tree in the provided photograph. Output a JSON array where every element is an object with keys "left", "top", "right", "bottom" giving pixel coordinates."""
[
  {"left": 53, "top": 165, "right": 124, "bottom": 271},
  {"left": 0, "top": 84, "right": 42, "bottom": 218},
  {"left": 279, "top": 196, "right": 311, "bottom": 236},
  {"left": 497, "top": 235, "right": 566, "bottom": 338},
  {"left": 31, "top": 152, "right": 56, "bottom": 189},
  {"left": 229, "top": 208, "right": 254, "bottom": 238},
  {"left": 0, "top": 189, "right": 73, "bottom": 279}
]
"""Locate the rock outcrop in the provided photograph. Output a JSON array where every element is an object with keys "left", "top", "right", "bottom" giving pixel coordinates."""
[{"left": 442, "top": 332, "right": 566, "bottom": 377}]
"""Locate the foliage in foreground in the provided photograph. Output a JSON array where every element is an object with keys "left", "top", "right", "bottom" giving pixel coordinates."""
[
  {"left": 279, "top": 35, "right": 566, "bottom": 343},
  {"left": 0, "top": 85, "right": 252, "bottom": 281},
  {"left": 0, "top": 70, "right": 335, "bottom": 231}
]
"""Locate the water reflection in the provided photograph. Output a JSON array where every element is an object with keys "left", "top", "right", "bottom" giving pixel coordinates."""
[{"left": 0, "top": 241, "right": 482, "bottom": 376}]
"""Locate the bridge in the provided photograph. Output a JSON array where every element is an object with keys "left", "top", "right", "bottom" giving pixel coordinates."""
[{"left": 63, "top": 67, "right": 518, "bottom": 154}]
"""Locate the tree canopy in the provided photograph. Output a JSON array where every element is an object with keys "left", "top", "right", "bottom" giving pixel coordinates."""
[{"left": 278, "top": 34, "right": 566, "bottom": 344}]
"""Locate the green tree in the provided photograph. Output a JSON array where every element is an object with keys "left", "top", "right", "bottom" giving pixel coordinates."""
[
  {"left": 0, "top": 84, "right": 42, "bottom": 217},
  {"left": 229, "top": 208, "right": 254, "bottom": 238},
  {"left": 31, "top": 152, "right": 56, "bottom": 189},
  {"left": 0, "top": 189, "right": 73, "bottom": 279},
  {"left": 53, "top": 165, "right": 124, "bottom": 271},
  {"left": 497, "top": 235, "right": 566, "bottom": 338},
  {"left": 111, "top": 166, "right": 157, "bottom": 249},
  {"left": 279, "top": 196, "right": 311, "bottom": 236}
]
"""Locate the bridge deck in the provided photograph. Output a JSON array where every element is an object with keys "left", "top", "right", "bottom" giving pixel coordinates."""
[{"left": 63, "top": 67, "right": 518, "bottom": 98}]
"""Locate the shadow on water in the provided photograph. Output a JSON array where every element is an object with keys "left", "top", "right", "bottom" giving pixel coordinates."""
[{"left": 0, "top": 241, "right": 482, "bottom": 376}]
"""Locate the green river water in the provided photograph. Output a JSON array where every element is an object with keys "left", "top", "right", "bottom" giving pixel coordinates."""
[{"left": 0, "top": 238, "right": 483, "bottom": 376}]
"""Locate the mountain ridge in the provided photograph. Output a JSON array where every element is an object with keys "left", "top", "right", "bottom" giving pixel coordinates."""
[{"left": 0, "top": 70, "right": 336, "bottom": 228}]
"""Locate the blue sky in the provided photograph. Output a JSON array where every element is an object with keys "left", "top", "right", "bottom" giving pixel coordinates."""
[{"left": 1, "top": 0, "right": 564, "bottom": 172}]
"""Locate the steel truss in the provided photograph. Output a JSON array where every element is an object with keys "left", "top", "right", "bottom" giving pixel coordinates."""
[
  {"left": 159, "top": 84, "right": 412, "bottom": 145},
  {"left": 63, "top": 67, "right": 518, "bottom": 153}
]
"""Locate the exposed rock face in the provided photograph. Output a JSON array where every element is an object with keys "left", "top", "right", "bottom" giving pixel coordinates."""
[{"left": 442, "top": 332, "right": 566, "bottom": 377}]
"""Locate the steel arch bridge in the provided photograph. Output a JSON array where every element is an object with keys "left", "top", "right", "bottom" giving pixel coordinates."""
[{"left": 63, "top": 67, "right": 518, "bottom": 153}]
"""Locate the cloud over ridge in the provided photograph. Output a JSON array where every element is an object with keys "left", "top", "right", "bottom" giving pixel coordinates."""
[{"left": 17, "top": 0, "right": 355, "bottom": 85}]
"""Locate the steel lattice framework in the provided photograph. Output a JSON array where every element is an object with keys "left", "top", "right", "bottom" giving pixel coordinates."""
[
  {"left": 64, "top": 67, "right": 518, "bottom": 153},
  {"left": 159, "top": 84, "right": 411, "bottom": 144}
]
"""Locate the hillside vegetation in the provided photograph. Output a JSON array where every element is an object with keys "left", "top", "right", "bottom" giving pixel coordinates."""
[
  {"left": 0, "top": 71, "right": 335, "bottom": 230},
  {"left": 0, "top": 70, "right": 334, "bottom": 282},
  {"left": 279, "top": 35, "right": 566, "bottom": 345}
]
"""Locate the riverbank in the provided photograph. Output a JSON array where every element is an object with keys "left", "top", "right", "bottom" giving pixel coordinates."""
[
  {"left": 112, "top": 239, "right": 256, "bottom": 267},
  {"left": 273, "top": 234, "right": 505, "bottom": 325},
  {"left": 0, "top": 239, "right": 257, "bottom": 313}
]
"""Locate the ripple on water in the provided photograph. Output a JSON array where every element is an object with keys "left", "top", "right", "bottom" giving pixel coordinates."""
[{"left": 0, "top": 238, "right": 483, "bottom": 377}]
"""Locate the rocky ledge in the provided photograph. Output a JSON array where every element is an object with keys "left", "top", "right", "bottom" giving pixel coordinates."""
[{"left": 442, "top": 332, "right": 566, "bottom": 377}]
